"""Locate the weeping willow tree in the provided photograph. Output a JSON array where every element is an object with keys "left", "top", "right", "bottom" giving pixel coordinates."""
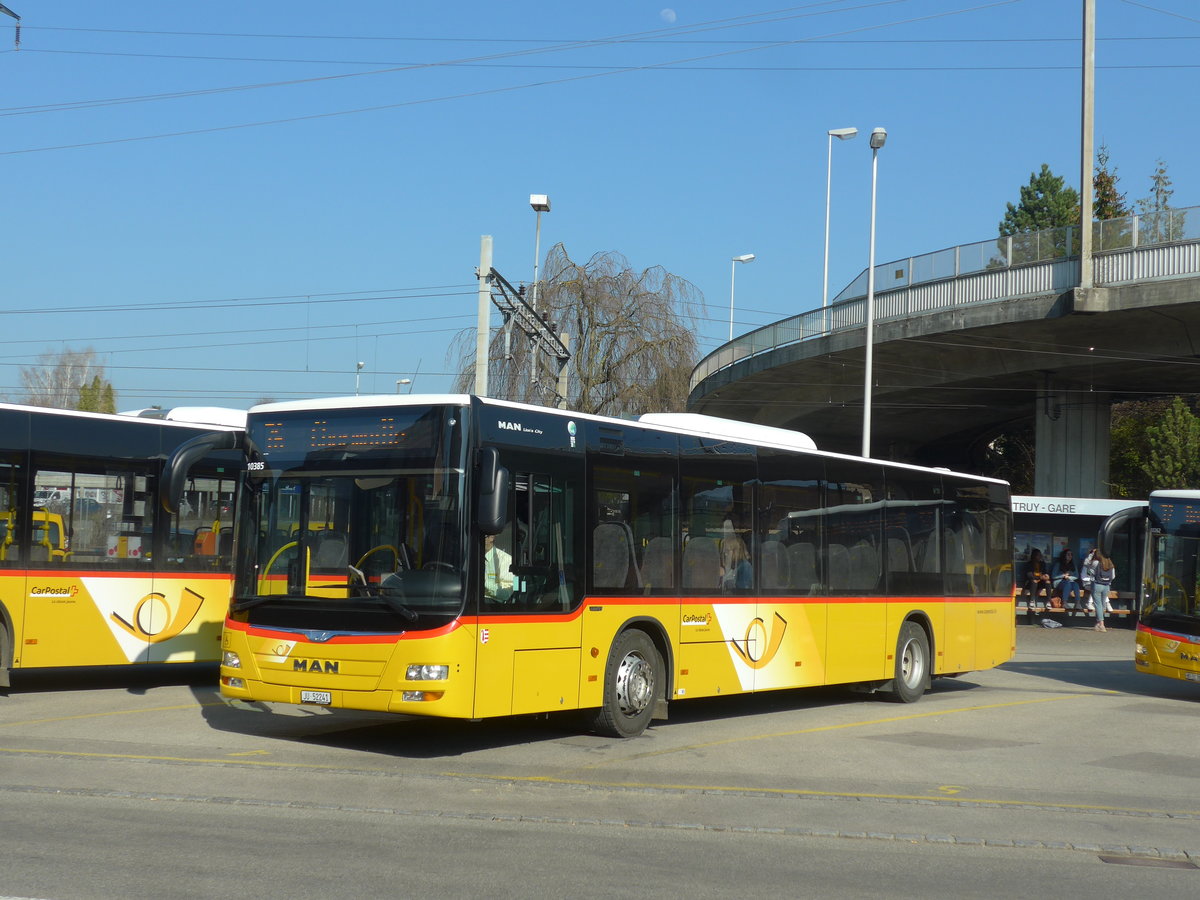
[{"left": 452, "top": 244, "right": 706, "bottom": 416}]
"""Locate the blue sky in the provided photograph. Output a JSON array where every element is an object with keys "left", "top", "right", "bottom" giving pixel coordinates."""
[{"left": 2, "top": 1, "right": 1195, "bottom": 409}]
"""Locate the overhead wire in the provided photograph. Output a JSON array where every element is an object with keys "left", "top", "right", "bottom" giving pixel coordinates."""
[{"left": 1, "top": 0, "right": 1023, "bottom": 155}]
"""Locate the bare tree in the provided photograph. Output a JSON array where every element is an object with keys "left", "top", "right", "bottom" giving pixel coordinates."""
[
  {"left": 20, "top": 347, "right": 118, "bottom": 412},
  {"left": 453, "top": 244, "right": 706, "bottom": 416}
]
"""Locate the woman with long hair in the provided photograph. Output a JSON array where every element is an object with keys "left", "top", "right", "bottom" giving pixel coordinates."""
[{"left": 1090, "top": 551, "right": 1116, "bottom": 632}]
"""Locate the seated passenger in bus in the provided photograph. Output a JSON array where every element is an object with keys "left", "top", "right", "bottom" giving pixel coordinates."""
[
  {"left": 720, "top": 519, "right": 752, "bottom": 591},
  {"left": 484, "top": 528, "right": 514, "bottom": 602}
]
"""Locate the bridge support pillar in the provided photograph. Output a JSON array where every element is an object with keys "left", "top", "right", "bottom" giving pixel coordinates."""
[{"left": 1034, "top": 380, "right": 1111, "bottom": 497}]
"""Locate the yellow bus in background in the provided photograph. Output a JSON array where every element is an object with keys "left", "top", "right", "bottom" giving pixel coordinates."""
[
  {"left": 176, "top": 395, "right": 1013, "bottom": 737},
  {"left": 1102, "top": 491, "right": 1200, "bottom": 686},
  {"left": 0, "top": 403, "right": 244, "bottom": 687}
]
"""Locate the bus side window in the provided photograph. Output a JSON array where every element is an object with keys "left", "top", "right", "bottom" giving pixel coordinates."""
[{"left": 487, "top": 463, "right": 582, "bottom": 613}]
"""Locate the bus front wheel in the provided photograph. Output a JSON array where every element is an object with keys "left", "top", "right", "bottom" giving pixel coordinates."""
[
  {"left": 885, "top": 621, "right": 929, "bottom": 703},
  {"left": 592, "top": 630, "right": 660, "bottom": 738}
]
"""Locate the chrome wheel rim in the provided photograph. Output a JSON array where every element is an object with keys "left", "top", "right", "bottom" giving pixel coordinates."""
[
  {"left": 615, "top": 651, "right": 654, "bottom": 717},
  {"left": 900, "top": 636, "right": 925, "bottom": 689}
]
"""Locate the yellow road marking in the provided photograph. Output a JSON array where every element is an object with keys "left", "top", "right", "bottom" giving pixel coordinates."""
[
  {"left": 0, "top": 746, "right": 354, "bottom": 770},
  {"left": 3, "top": 741, "right": 1197, "bottom": 819},
  {"left": 3, "top": 743, "right": 1197, "bottom": 818},
  {"left": 580, "top": 694, "right": 1084, "bottom": 766},
  {"left": 435, "top": 771, "right": 1200, "bottom": 818},
  {"left": 0, "top": 702, "right": 228, "bottom": 729}
]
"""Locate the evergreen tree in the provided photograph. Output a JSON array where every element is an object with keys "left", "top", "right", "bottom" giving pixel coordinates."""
[
  {"left": 998, "top": 164, "right": 1081, "bottom": 263},
  {"left": 1142, "top": 397, "right": 1200, "bottom": 489},
  {"left": 998, "top": 164, "right": 1081, "bottom": 235},
  {"left": 1136, "top": 158, "right": 1187, "bottom": 243},
  {"left": 1092, "top": 144, "right": 1131, "bottom": 221}
]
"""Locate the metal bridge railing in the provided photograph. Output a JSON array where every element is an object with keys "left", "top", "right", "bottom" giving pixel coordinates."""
[{"left": 691, "top": 205, "right": 1200, "bottom": 393}]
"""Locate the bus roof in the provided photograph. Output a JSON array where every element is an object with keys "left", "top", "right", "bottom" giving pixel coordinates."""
[
  {"left": 246, "top": 394, "right": 1007, "bottom": 486},
  {"left": 1, "top": 401, "right": 243, "bottom": 432}
]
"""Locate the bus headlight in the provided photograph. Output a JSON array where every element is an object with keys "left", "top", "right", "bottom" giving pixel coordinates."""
[
  {"left": 406, "top": 664, "right": 449, "bottom": 681},
  {"left": 223, "top": 651, "right": 242, "bottom": 669},
  {"left": 1135, "top": 643, "right": 1148, "bottom": 656}
]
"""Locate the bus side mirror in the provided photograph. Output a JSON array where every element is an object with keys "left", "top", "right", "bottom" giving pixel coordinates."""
[
  {"left": 161, "top": 430, "right": 243, "bottom": 514},
  {"left": 1097, "top": 505, "right": 1146, "bottom": 557},
  {"left": 477, "top": 447, "right": 509, "bottom": 535}
]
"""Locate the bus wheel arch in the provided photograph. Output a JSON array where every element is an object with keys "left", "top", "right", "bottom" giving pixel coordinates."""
[
  {"left": 884, "top": 618, "right": 931, "bottom": 703},
  {"left": 591, "top": 620, "right": 670, "bottom": 738}
]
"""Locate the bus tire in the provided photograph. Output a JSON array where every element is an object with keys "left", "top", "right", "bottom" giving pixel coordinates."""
[
  {"left": 0, "top": 621, "right": 11, "bottom": 689},
  {"left": 592, "top": 629, "right": 660, "bottom": 738},
  {"left": 886, "top": 621, "right": 929, "bottom": 703}
]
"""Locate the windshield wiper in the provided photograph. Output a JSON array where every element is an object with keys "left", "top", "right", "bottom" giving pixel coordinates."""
[{"left": 231, "top": 594, "right": 315, "bottom": 611}]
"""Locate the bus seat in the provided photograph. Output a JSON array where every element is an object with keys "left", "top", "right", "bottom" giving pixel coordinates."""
[
  {"left": 787, "top": 542, "right": 817, "bottom": 591},
  {"left": 29, "top": 544, "right": 51, "bottom": 562},
  {"left": 887, "top": 536, "right": 913, "bottom": 574},
  {"left": 850, "top": 540, "right": 879, "bottom": 591},
  {"left": 593, "top": 522, "right": 641, "bottom": 590},
  {"left": 313, "top": 533, "right": 349, "bottom": 569},
  {"left": 682, "top": 536, "right": 720, "bottom": 589},
  {"left": 827, "top": 543, "right": 852, "bottom": 592},
  {"left": 641, "top": 535, "right": 674, "bottom": 591},
  {"left": 760, "top": 540, "right": 789, "bottom": 590}
]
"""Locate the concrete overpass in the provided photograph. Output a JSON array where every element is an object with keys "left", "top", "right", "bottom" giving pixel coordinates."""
[{"left": 688, "top": 207, "right": 1200, "bottom": 496}]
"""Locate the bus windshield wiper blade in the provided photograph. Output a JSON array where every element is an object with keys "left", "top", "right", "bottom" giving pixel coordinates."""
[{"left": 230, "top": 594, "right": 313, "bottom": 611}]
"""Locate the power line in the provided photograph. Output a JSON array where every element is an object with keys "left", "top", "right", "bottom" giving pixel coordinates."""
[
  {"left": 1, "top": 0, "right": 1022, "bottom": 155},
  {"left": 0, "top": 286, "right": 474, "bottom": 317}
]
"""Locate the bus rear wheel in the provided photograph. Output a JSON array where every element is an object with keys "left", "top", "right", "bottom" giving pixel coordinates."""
[
  {"left": 592, "top": 630, "right": 659, "bottom": 738},
  {"left": 885, "top": 621, "right": 929, "bottom": 703}
]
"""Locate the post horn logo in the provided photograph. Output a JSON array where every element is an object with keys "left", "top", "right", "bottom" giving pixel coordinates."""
[
  {"left": 729, "top": 611, "right": 788, "bottom": 669},
  {"left": 110, "top": 587, "right": 205, "bottom": 643}
]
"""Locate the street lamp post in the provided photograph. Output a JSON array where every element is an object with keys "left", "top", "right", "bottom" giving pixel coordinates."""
[
  {"left": 395, "top": 378, "right": 412, "bottom": 393},
  {"left": 861, "top": 127, "right": 887, "bottom": 458},
  {"left": 355, "top": 361, "right": 365, "bottom": 396},
  {"left": 530, "top": 194, "right": 551, "bottom": 312},
  {"left": 729, "top": 253, "right": 756, "bottom": 342},
  {"left": 823, "top": 127, "right": 858, "bottom": 331}
]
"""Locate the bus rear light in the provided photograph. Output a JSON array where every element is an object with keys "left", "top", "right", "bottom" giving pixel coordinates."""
[
  {"left": 406, "top": 664, "right": 449, "bottom": 681},
  {"left": 223, "top": 651, "right": 242, "bottom": 669},
  {"left": 402, "top": 691, "right": 444, "bottom": 702}
]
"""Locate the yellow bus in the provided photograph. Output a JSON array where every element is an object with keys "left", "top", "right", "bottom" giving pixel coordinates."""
[
  {"left": 1102, "top": 491, "right": 1200, "bottom": 685},
  {"left": 0, "top": 403, "right": 244, "bottom": 687},
  {"left": 177, "top": 395, "right": 1013, "bottom": 737}
]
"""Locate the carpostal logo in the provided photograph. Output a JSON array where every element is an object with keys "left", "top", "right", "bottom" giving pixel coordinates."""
[
  {"left": 30, "top": 585, "right": 80, "bottom": 598},
  {"left": 682, "top": 612, "right": 713, "bottom": 627}
]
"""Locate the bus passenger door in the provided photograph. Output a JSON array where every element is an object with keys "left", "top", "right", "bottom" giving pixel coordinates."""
[
  {"left": 474, "top": 463, "right": 584, "bottom": 719},
  {"left": 145, "top": 473, "right": 235, "bottom": 664}
]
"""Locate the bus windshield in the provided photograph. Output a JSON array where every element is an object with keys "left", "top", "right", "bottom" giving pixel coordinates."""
[
  {"left": 1147, "top": 497, "right": 1200, "bottom": 624},
  {"left": 233, "top": 404, "right": 467, "bottom": 632}
]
